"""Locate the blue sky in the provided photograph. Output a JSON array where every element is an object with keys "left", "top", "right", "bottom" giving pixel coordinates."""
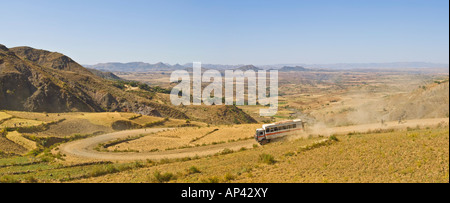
[{"left": 1, "top": 0, "right": 448, "bottom": 65}]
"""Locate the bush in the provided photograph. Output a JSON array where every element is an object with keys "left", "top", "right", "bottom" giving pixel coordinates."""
[
  {"left": 113, "top": 82, "right": 125, "bottom": 89},
  {"left": 259, "top": 153, "right": 276, "bottom": 165},
  {"left": 187, "top": 166, "right": 201, "bottom": 174},
  {"left": 24, "top": 176, "right": 39, "bottom": 183},
  {"left": 152, "top": 171, "right": 175, "bottom": 183},
  {"left": 224, "top": 173, "right": 236, "bottom": 182},
  {"left": 159, "top": 158, "right": 171, "bottom": 164},
  {"left": 219, "top": 148, "right": 234, "bottom": 155},
  {"left": 90, "top": 165, "right": 119, "bottom": 177},
  {"left": 0, "top": 128, "right": 7, "bottom": 137},
  {"left": 329, "top": 135, "right": 339, "bottom": 142},
  {"left": 144, "top": 119, "right": 167, "bottom": 128},
  {"left": 128, "top": 114, "right": 142, "bottom": 120},
  {"left": 202, "top": 176, "right": 220, "bottom": 183},
  {"left": 284, "top": 151, "right": 295, "bottom": 157}
]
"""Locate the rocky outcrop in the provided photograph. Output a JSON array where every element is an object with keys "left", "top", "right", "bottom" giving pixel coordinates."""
[{"left": 10, "top": 46, "right": 93, "bottom": 74}]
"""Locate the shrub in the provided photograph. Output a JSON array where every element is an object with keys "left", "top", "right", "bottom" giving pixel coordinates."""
[
  {"left": 128, "top": 114, "right": 142, "bottom": 120},
  {"left": 329, "top": 135, "right": 339, "bottom": 142},
  {"left": 259, "top": 153, "right": 276, "bottom": 165},
  {"left": 24, "top": 176, "right": 39, "bottom": 183},
  {"left": 187, "top": 166, "right": 201, "bottom": 174},
  {"left": 219, "top": 148, "right": 234, "bottom": 155},
  {"left": 202, "top": 176, "right": 220, "bottom": 183},
  {"left": 284, "top": 151, "right": 295, "bottom": 157},
  {"left": 159, "top": 158, "right": 171, "bottom": 164},
  {"left": 224, "top": 173, "right": 236, "bottom": 182},
  {"left": 90, "top": 164, "right": 119, "bottom": 177},
  {"left": 144, "top": 119, "right": 167, "bottom": 128},
  {"left": 152, "top": 171, "right": 175, "bottom": 183},
  {"left": 0, "top": 128, "right": 7, "bottom": 137}
]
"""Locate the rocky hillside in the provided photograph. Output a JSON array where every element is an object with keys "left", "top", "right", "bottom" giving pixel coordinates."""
[
  {"left": 86, "top": 68, "right": 122, "bottom": 80},
  {"left": 0, "top": 44, "right": 187, "bottom": 118},
  {"left": 179, "top": 105, "right": 257, "bottom": 125},
  {"left": 383, "top": 81, "right": 450, "bottom": 121}
]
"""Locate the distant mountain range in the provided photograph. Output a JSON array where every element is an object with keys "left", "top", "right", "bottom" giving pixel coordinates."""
[
  {"left": 84, "top": 62, "right": 174, "bottom": 72},
  {"left": 263, "top": 62, "right": 449, "bottom": 70},
  {"left": 85, "top": 62, "right": 449, "bottom": 73}
]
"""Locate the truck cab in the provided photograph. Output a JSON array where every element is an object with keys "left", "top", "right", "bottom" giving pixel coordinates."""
[{"left": 255, "top": 128, "right": 266, "bottom": 144}]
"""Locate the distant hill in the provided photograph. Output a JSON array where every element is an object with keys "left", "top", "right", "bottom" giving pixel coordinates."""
[
  {"left": 86, "top": 68, "right": 122, "bottom": 80},
  {"left": 235, "top": 65, "right": 261, "bottom": 72},
  {"left": 270, "top": 62, "right": 449, "bottom": 70},
  {"left": 183, "top": 63, "right": 243, "bottom": 70},
  {"left": 278, "top": 66, "right": 310, "bottom": 72}
]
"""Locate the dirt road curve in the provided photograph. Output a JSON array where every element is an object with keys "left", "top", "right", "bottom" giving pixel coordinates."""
[
  {"left": 58, "top": 118, "right": 448, "bottom": 161},
  {"left": 58, "top": 128, "right": 256, "bottom": 161}
]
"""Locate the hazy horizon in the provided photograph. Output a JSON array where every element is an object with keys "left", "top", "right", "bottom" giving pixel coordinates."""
[
  {"left": 1, "top": 0, "right": 448, "bottom": 65},
  {"left": 84, "top": 61, "right": 449, "bottom": 67}
]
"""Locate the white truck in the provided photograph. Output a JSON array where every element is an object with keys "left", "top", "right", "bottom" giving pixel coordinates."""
[{"left": 255, "top": 119, "right": 304, "bottom": 145}]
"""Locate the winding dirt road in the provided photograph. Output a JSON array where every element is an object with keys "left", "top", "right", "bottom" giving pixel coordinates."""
[
  {"left": 58, "top": 118, "right": 448, "bottom": 161},
  {"left": 58, "top": 128, "right": 256, "bottom": 161}
]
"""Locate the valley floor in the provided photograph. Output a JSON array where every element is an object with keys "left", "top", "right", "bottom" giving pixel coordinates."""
[{"left": 0, "top": 118, "right": 448, "bottom": 183}]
